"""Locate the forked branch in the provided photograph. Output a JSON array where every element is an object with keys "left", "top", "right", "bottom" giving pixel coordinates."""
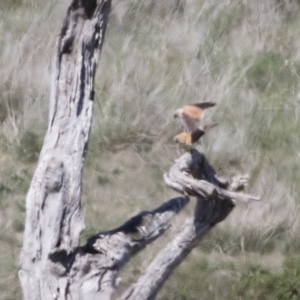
[
  {"left": 122, "top": 149, "right": 260, "bottom": 299},
  {"left": 52, "top": 197, "right": 189, "bottom": 300},
  {"left": 47, "top": 149, "right": 259, "bottom": 300}
]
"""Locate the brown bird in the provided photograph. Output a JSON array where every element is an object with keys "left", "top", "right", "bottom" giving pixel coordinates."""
[
  {"left": 174, "top": 123, "right": 218, "bottom": 145},
  {"left": 174, "top": 102, "right": 216, "bottom": 132},
  {"left": 173, "top": 102, "right": 216, "bottom": 145}
]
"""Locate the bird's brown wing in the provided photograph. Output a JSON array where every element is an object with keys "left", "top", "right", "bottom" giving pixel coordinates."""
[
  {"left": 191, "top": 129, "right": 205, "bottom": 143},
  {"left": 190, "top": 102, "right": 216, "bottom": 110},
  {"left": 190, "top": 123, "right": 218, "bottom": 144},
  {"left": 180, "top": 112, "right": 200, "bottom": 132}
]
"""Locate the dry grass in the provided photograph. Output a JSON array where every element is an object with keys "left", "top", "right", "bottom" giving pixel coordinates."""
[{"left": 1, "top": 0, "right": 300, "bottom": 299}]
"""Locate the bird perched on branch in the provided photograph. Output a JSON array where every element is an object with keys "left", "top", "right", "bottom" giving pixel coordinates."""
[
  {"left": 174, "top": 123, "right": 218, "bottom": 145},
  {"left": 173, "top": 102, "right": 217, "bottom": 146}
]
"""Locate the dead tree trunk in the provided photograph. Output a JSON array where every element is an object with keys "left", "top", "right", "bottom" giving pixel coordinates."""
[
  {"left": 19, "top": 0, "right": 112, "bottom": 298},
  {"left": 19, "top": 1, "right": 260, "bottom": 299}
]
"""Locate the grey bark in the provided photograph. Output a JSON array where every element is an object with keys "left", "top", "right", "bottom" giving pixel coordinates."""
[
  {"left": 164, "top": 150, "right": 260, "bottom": 203},
  {"left": 122, "top": 149, "right": 259, "bottom": 300},
  {"left": 19, "top": 0, "right": 260, "bottom": 299},
  {"left": 66, "top": 196, "right": 189, "bottom": 299},
  {"left": 19, "top": 0, "right": 112, "bottom": 299}
]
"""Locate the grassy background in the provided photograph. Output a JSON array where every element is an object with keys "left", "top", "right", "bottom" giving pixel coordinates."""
[{"left": 1, "top": 0, "right": 300, "bottom": 299}]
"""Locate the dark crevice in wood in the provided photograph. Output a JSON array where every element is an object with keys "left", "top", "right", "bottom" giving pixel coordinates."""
[
  {"left": 82, "top": 0, "right": 97, "bottom": 19},
  {"left": 89, "top": 89, "right": 95, "bottom": 101},
  {"left": 49, "top": 250, "right": 72, "bottom": 276},
  {"left": 61, "top": 35, "right": 75, "bottom": 54}
]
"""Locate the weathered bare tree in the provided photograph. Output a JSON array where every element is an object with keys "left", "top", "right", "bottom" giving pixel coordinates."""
[{"left": 18, "top": 0, "right": 260, "bottom": 299}]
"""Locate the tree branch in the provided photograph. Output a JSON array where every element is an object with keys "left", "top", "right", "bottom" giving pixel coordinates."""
[
  {"left": 164, "top": 149, "right": 260, "bottom": 202},
  {"left": 121, "top": 149, "right": 259, "bottom": 299},
  {"left": 84, "top": 196, "right": 190, "bottom": 256},
  {"left": 49, "top": 197, "right": 189, "bottom": 300},
  {"left": 121, "top": 196, "right": 234, "bottom": 300}
]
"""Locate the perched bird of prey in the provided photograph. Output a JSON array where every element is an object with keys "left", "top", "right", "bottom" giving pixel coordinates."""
[
  {"left": 173, "top": 102, "right": 216, "bottom": 146},
  {"left": 174, "top": 123, "right": 218, "bottom": 145}
]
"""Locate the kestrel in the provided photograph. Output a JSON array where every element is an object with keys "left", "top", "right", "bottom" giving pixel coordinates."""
[
  {"left": 173, "top": 102, "right": 216, "bottom": 145},
  {"left": 174, "top": 123, "right": 218, "bottom": 145}
]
